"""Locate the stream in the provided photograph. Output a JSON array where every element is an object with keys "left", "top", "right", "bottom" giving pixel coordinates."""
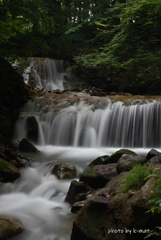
[
  {"left": 1, "top": 58, "right": 161, "bottom": 240},
  {"left": 0, "top": 146, "right": 155, "bottom": 240}
]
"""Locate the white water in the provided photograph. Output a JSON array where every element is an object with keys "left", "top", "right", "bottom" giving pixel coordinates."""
[
  {"left": 0, "top": 146, "right": 154, "bottom": 240},
  {"left": 14, "top": 98, "right": 161, "bottom": 148},
  {"left": 24, "top": 58, "right": 66, "bottom": 91},
  {"left": 0, "top": 147, "right": 114, "bottom": 240}
]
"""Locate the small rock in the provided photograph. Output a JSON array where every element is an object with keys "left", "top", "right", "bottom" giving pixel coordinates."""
[
  {"left": 65, "top": 180, "right": 92, "bottom": 205},
  {"left": 0, "top": 158, "right": 20, "bottom": 182},
  {"left": 19, "top": 138, "right": 39, "bottom": 153},
  {"left": 52, "top": 163, "right": 77, "bottom": 180},
  {"left": 0, "top": 217, "right": 23, "bottom": 239}
]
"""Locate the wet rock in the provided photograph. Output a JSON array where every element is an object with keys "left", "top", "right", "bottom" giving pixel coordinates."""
[
  {"left": 0, "top": 147, "right": 18, "bottom": 161},
  {"left": 52, "top": 163, "right": 77, "bottom": 180},
  {"left": 80, "top": 164, "right": 117, "bottom": 189},
  {"left": 0, "top": 147, "right": 33, "bottom": 168},
  {"left": 146, "top": 156, "right": 161, "bottom": 165},
  {"left": 104, "top": 148, "right": 137, "bottom": 164},
  {"left": 0, "top": 158, "right": 20, "bottom": 182},
  {"left": 28, "top": 65, "right": 39, "bottom": 89},
  {"left": 71, "top": 173, "right": 157, "bottom": 240},
  {"left": 116, "top": 154, "right": 146, "bottom": 174},
  {"left": 19, "top": 138, "right": 39, "bottom": 153},
  {"left": 71, "top": 201, "right": 85, "bottom": 213},
  {"left": 10, "top": 156, "right": 33, "bottom": 168},
  {"left": 146, "top": 149, "right": 161, "bottom": 161},
  {"left": 88, "top": 155, "right": 110, "bottom": 167},
  {"left": 65, "top": 180, "right": 92, "bottom": 205},
  {"left": 26, "top": 116, "right": 39, "bottom": 143},
  {"left": 0, "top": 217, "right": 23, "bottom": 239}
]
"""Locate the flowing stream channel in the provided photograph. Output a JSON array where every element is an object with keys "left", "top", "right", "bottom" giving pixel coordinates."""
[{"left": 1, "top": 58, "right": 161, "bottom": 240}]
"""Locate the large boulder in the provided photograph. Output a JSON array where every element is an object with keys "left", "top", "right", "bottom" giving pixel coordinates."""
[
  {"left": 88, "top": 155, "right": 110, "bottom": 167},
  {"left": 0, "top": 158, "right": 20, "bottom": 182},
  {"left": 80, "top": 164, "right": 118, "bottom": 189},
  {"left": 0, "top": 57, "right": 27, "bottom": 144},
  {"left": 0, "top": 217, "right": 23, "bottom": 239},
  {"left": 71, "top": 173, "right": 158, "bottom": 240},
  {"left": 116, "top": 154, "right": 146, "bottom": 174}
]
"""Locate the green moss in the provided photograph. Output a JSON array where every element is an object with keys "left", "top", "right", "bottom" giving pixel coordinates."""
[
  {"left": 104, "top": 149, "right": 137, "bottom": 164},
  {"left": 0, "top": 158, "right": 10, "bottom": 172},
  {"left": 86, "top": 172, "right": 99, "bottom": 178}
]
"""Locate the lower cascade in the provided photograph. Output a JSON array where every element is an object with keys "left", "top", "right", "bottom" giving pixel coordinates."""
[{"left": 14, "top": 97, "right": 161, "bottom": 148}]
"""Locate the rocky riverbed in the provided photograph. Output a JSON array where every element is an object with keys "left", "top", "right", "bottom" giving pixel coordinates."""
[
  {"left": 66, "top": 148, "right": 161, "bottom": 240},
  {"left": 0, "top": 142, "right": 161, "bottom": 240}
]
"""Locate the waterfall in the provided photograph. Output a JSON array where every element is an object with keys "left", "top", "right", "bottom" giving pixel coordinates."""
[
  {"left": 24, "top": 58, "right": 67, "bottom": 91},
  {"left": 4, "top": 58, "right": 161, "bottom": 240},
  {"left": 14, "top": 98, "right": 161, "bottom": 148}
]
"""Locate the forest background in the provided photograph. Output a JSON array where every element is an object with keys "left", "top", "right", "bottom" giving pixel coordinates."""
[{"left": 1, "top": 0, "right": 161, "bottom": 94}]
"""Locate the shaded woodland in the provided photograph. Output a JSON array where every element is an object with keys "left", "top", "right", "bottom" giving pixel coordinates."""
[{"left": 1, "top": 0, "right": 161, "bottom": 93}]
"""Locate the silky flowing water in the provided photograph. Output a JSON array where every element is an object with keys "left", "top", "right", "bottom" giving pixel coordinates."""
[
  {"left": 1, "top": 58, "right": 161, "bottom": 240},
  {"left": 0, "top": 146, "right": 153, "bottom": 240}
]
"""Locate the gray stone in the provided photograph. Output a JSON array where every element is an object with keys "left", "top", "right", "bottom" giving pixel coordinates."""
[
  {"left": 52, "top": 162, "right": 77, "bottom": 180},
  {"left": 116, "top": 154, "right": 146, "bottom": 174},
  {"left": 80, "top": 164, "right": 118, "bottom": 189}
]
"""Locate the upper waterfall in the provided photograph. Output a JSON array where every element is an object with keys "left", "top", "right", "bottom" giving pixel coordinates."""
[
  {"left": 14, "top": 94, "right": 161, "bottom": 148},
  {"left": 23, "top": 58, "right": 67, "bottom": 91}
]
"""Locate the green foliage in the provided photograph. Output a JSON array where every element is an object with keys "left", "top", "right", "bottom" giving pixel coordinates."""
[
  {"left": 1, "top": 0, "right": 161, "bottom": 93},
  {"left": 0, "top": 158, "right": 10, "bottom": 172},
  {"left": 145, "top": 169, "right": 161, "bottom": 238},
  {"left": 145, "top": 227, "right": 161, "bottom": 239},
  {"left": 147, "top": 170, "right": 161, "bottom": 214},
  {"left": 120, "top": 165, "right": 150, "bottom": 193}
]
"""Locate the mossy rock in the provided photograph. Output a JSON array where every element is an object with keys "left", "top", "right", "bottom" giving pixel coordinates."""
[
  {"left": 52, "top": 162, "right": 77, "bottom": 179},
  {"left": 88, "top": 155, "right": 110, "bottom": 167},
  {"left": 0, "top": 217, "right": 23, "bottom": 239},
  {"left": 71, "top": 173, "right": 158, "bottom": 240},
  {"left": 104, "top": 149, "right": 137, "bottom": 164},
  {"left": 80, "top": 164, "right": 117, "bottom": 189},
  {"left": 0, "top": 158, "right": 20, "bottom": 182}
]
